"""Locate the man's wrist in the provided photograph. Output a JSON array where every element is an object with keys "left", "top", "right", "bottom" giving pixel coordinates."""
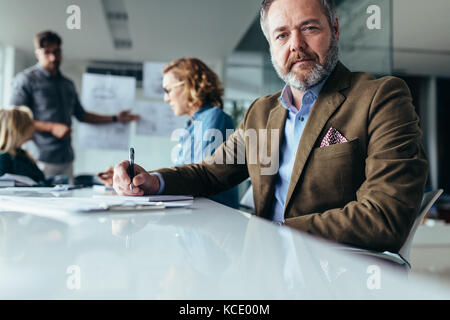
[
  {"left": 34, "top": 120, "right": 54, "bottom": 133},
  {"left": 150, "top": 172, "right": 165, "bottom": 195},
  {"left": 49, "top": 121, "right": 59, "bottom": 133}
]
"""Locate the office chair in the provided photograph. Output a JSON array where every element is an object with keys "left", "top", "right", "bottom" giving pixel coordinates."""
[{"left": 343, "top": 189, "right": 444, "bottom": 269}]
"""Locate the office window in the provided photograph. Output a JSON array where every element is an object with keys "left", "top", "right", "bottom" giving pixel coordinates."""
[{"left": 336, "top": 0, "right": 393, "bottom": 75}]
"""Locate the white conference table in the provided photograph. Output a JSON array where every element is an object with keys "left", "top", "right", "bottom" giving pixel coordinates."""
[{"left": 0, "top": 187, "right": 449, "bottom": 299}]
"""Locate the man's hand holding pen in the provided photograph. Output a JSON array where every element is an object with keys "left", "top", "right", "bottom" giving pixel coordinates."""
[{"left": 113, "top": 161, "right": 160, "bottom": 196}]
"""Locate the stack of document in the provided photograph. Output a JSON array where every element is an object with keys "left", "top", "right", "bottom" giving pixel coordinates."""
[
  {"left": 0, "top": 196, "right": 160, "bottom": 214},
  {"left": 92, "top": 185, "right": 115, "bottom": 193},
  {"left": 0, "top": 193, "right": 193, "bottom": 216},
  {"left": 0, "top": 174, "right": 38, "bottom": 187},
  {"left": 92, "top": 195, "right": 194, "bottom": 208},
  {"left": 93, "top": 194, "right": 194, "bottom": 202}
]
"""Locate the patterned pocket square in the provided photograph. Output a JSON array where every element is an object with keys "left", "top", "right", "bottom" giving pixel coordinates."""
[{"left": 320, "top": 127, "right": 348, "bottom": 147}]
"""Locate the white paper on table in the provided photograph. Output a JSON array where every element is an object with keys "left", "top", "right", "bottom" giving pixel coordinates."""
[
  {"left": 93, "top": 195, "right": 194, "bottom": 207},
  {"left": 0, "top": 187, "right": 69, "bottom": 197},
  {"left": 92, "top": 185, "right": 116, "bottom": 193},
  {"left": 135, "top": 101, "right": 187, "bottom": 137},
  {"left": 0, "top": 173, "right": 38, "bottom": 186},
  {"left": 93, "top": 195, "right": 193, "bottom": 202},
  {"left": 143, "top": 62, "right": 166, "bottom": 98},
  {"left": 0, "top": 196, "right": 165, "bottom": 214},
  {"left": 0, "top": 196, "right": 170, "bottom": 226},
  {"left": 77, "top": 73, "right": 136, "bottom": 150}
]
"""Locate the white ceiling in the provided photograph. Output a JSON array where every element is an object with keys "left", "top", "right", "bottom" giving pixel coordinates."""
[{"left": 0, "top": 0, "right": 261, "bottom": 62}]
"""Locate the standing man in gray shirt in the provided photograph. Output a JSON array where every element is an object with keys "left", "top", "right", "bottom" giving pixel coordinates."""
[{"left": 10, "top": 30, "right": 140, "bottom": 181}]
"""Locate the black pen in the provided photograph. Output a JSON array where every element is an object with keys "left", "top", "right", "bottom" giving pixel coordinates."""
[{"left": 128, "top": 147, "right": 134, "bottom": 190}]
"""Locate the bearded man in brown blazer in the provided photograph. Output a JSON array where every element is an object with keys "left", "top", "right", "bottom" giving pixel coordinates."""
[{"left": 113, "top": 0, "right": 428, "bottom": 253}]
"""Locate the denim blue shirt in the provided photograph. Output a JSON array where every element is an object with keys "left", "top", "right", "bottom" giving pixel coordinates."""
[
  {"left": 272, "top": 80, "right": 326, "bottom": 223},
  {"left": 155, "top": 105, "right": 239, "bottom": 209},
  {"left": 176, "top": 106, "right": 235, "bottom": 165}
]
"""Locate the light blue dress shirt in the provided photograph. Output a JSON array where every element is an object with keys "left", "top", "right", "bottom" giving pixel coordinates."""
[{"left": 272, "top": 80, "right": 326, "bottom": 223}]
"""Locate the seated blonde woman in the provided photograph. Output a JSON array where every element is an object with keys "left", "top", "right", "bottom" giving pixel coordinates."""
[{"left": 0, "top": 106, "right": 46, "bottom": 183}]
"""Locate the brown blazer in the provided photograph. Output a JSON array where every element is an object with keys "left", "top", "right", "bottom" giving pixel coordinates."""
[{"left": 155, "top": 62, "right": 428, "bottom": 253}]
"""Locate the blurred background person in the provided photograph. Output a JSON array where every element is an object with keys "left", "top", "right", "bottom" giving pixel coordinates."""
[
  {"left": 9, "top": 30, "right": 140, "bottom": 183},
  {"left": 96, "top": 57, "right": 239, "bottom": 209},
  {"left": 0, "top": 106, "right": 46, "bottom": 184},
  {"left": 162, "top": 57, "right": 239, "bottom": 209}
]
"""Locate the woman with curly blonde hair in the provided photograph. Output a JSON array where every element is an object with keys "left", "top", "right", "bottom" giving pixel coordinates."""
[
  {"left": 0, "top": 106, "right": 46, "bottom": 183},
  {"left": 162, "top": 57, "right": 239, "bottom": 208}
]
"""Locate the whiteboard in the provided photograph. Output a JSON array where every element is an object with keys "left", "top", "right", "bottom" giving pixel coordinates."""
[
  {"left": 77, "top": 73, "right": 136, "bottom": 150},
  {"left": 143, "top": 62, "right": 167, "bottom": 98},
  {"left": 135, "top": 100, "right": 187, "bottom": 137}
]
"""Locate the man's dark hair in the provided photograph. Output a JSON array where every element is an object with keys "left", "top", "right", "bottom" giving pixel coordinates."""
[
  {"left": 34, "top": 30, "right": 62, "bottom": 49},
  {"left": 260, "top": 0, "right": 337, "bottom": 41}
]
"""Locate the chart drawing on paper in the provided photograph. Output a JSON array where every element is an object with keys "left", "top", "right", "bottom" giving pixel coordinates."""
[
  {"left": 77, "top": 73, "right": 136, "bottom": 150},
  {"left": 143, "top": 62, "right": 167, "bottom": 98},
  {"left": 135, "top": 101, "right": 187, "bottom": 137}
]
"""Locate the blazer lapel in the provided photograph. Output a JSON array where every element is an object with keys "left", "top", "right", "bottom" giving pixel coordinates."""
[
  {"left": 283, "top": 62, "right": 352, "bottom": 212},
  {"left": 258, "top": 102, "right": 287, "bottom": 217}
]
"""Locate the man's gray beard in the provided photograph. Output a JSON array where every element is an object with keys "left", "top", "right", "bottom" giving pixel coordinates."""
[{"left": 271, "top": 38, "right": 339, "bottom": 91}]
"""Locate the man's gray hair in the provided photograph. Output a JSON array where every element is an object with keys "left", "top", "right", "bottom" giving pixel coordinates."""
[{"left": 260, "top": 0, "right": 337, "bottom": 41}]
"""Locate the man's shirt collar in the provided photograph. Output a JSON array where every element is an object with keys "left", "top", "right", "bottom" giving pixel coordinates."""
[{"left": 280, "top": 77, "right": 327, "bottom": 112}]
